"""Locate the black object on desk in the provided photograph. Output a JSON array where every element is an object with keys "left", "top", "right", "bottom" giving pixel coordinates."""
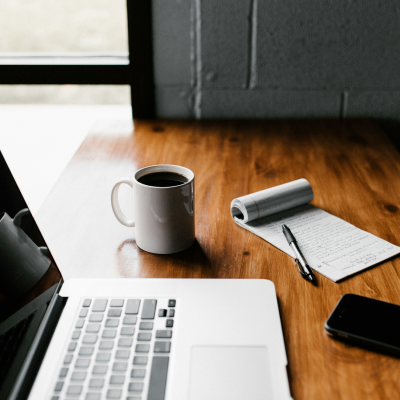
[
  {"left": 325, "top": 294, "right": 400, "bottom": 356},
  {"left": 282, "top": 224, "right": 316, "bottom": 284}
]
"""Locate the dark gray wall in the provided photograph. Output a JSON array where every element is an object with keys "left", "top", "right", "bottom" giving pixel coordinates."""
[{"left": 152, "top": 0, "right": 400, "bottom": 120}]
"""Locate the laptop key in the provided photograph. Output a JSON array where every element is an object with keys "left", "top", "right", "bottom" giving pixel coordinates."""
[
  {"left": 75, "top": 319, "right": 84, "bottom": 328},
  {"left": 82, "top": 334, "right": 98, "bottom": 344},
  {"left": 115, "top": 350, "right": 130, "bottom": 359},
  {"left": 123, "top": 316, "right": 137, "bottom": 325},
  {"left": 71, "top": 371, "right": 87, "bottom": 381},
  {"left": 108, "top": 309, "right": 122, "bottom": 317},
  {"left": 64, "top": 354, "right": 73, "bottom": 364},
  {"left": 107, "top": 389, "right": 122, "bottom": 399},
  {"left": 128, "top": 382, "right": 144, "bottom": 392},
  {"left": 105, "top": 318, "right": 119, "bottom": 328},
  {"left": 67, "top": 385, "right": 83, "bottom": 395},
  {"left": 168, "top": 299, "right": 176, "bottom": 307},
  {"left": 118, "top": 338, "right": 133, "bottom": 347},
  {"left": 139, "top": 322, "right": 153, "bottom": 330},
  {"left": 59, "top": 367, "right": 68, "bottom": 378},
  {"left": 158, "top": 309, "right": 167, "bottom": 317},
  {"left": 137, "top": 333, "right": 151, "bottom": 341},
  {"left": 85, "top": 394, "right": 100, "bottom": 400},
  {"left": 96, "top": 352, "right": 111, "bottom": 362},
  {"left": 86, "top": 323, "right": 101, "bottom": 333},
  {"left": 168, "top": 309, "right": 175, "bottom": 317},
  {"left": 155, "top": 330, "right": 172, "bottom": 339},
  {"left": 82, "top": 299, "right": 92, "bottom": 307},
  {"left": 68, "top": 342, "right": 77, "bottom": 352},
  {"left": 166, "top": 319, "right": 174, "bottom": 328},
  {"left": 154, "top": 341, "right": 171, "bottom": 353},
  {"left": 133, "top": 356, "right": 148, "bottom": 365},
  {"left": 72, "top": 330, "right": 81, "bottom": 340},
  {"left": 79, "top": 346, "right": 94, "bottom": 356},
  {"left": 54, "top": 382, "right": 63, "bottom": 392},
  {"left": 135, "top": 344, "right": 150, "bottom": 353},
  {"left": 79, "top": 309, "right": 88, "bottom": 318},
  {"left": 126, "top": 397, "right": 141, "bottom": 400},
  {"left": 75, "top": 358, "right": 90, "bottom": 368},
  {"left": 110, "top": 299, "right": 124, "bottom": 307},
  {"left": 99, "top": 340, "right": 114, "bottom": 350},
  {"left": 110, "top": 375, "right": 125, "bottom": 385},
  {"left": 112, "top": 362, "right": 128, "bottom": 372},
  {"left": 121, "top": 327, "right": 135, "bottom": 336},
  {"left": 141, "top": 300, "right": 157, "bottom": 319},
  {"left": 131, "top": 368, "right": 146, "bottom": 378},
  {"left": 102, "top": 329, "right": 117, "bottom": 339},
  {"left": 89, "top": 378, "right": 104, "bottom": 388},
  {"left": 92, "top": 299, "right": 108, "bottom": 312},
  {"left": 125, "top": 299, "right": 141, "bottom": 315},
  {"left": 148, "top": 356, "right": 169, "bottom": 400},
  {"left": 93, "top": 365, "right": 108, "bottom": 375},
  {"left": 89, "top": 313, "right": 104, "bottom": 322}
]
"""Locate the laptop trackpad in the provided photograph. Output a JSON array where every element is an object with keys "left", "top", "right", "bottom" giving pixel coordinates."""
[{"left": 189, "top": 346, "right": 273, "bottom": 400}]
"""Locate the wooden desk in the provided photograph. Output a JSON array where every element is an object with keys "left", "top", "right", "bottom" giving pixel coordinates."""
[{"left": 36, "top": 119, "right": 400, "bottom": 400}]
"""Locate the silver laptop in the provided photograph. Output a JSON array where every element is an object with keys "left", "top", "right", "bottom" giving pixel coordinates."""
[{"left": 0, "top": 151, "right": 292, "bottom": 400}]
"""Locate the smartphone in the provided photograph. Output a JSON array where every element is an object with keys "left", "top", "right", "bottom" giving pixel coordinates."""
[{"left": 325, "top": 293, "right": 400, "bottom": 356}]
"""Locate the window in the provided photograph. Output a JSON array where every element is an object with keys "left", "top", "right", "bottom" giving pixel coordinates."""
[{"left": 0, "top": 0, "right": 155, "bottom": 117}]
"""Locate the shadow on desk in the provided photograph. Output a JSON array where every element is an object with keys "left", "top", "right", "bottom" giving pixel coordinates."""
[
  {"left": 115, "top": 239, "right": 216, "bottom": 279},
  {"left": 379, "top": 119, "right": 400, "bottom": 154}
]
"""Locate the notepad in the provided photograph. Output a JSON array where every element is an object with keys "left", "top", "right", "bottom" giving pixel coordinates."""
[{"left": 231, "top": 179, "right": 400, "bottom": 282}]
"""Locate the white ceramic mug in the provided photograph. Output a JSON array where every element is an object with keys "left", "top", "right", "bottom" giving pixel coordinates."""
[{"left": 111, "top": 164, "right": 195, "bottom": 254}]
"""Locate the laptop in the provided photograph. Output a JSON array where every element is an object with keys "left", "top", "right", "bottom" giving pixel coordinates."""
[{"left": 0, "top": 150, "right": 292, "bottom": 400}]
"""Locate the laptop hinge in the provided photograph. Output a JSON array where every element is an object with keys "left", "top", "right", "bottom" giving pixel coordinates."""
[{"left": 7, "top": 279, "right": 67, "bottom": 400}]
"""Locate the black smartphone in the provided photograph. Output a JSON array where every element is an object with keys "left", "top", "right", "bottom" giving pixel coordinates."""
[{"left": 325, "top": 293, "right": 400, "bottom": 356}]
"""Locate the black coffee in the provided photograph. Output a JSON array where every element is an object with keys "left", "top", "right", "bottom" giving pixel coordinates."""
[{"left": 138, "top": 172, "right": 188, "bottom": 187}]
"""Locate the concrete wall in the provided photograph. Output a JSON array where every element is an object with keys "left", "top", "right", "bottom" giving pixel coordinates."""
[{"left": 152, "top": 0, "right": 400, "bottom": 120}]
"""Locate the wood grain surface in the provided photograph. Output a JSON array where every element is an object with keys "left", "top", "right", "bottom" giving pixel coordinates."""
[{"left": 36, "top": 118, "right": 400, "bottom": 400}]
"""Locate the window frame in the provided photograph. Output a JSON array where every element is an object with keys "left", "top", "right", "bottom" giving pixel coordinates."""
[{"left": 0, "top": 0, "right": 155, "bottom": 118}]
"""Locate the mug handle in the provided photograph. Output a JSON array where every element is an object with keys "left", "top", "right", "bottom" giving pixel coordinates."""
[
  {"left": 111, "top": 178, "right": 136, "bottom": 227},
  {"left": 13, "top": 208, "right": 30, "bottom": 227}
]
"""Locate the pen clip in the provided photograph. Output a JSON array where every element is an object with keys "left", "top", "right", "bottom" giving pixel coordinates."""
[{"left": 295, "top": 259, "right": 309, "bottom": 281}]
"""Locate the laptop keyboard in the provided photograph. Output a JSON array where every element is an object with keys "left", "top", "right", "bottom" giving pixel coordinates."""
[{"left": 51, "top": 298, "right": 175, "bottom": 400}]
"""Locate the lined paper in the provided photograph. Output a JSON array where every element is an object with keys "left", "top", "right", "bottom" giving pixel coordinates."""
[{"left": 231, "top": 181, "right": 400, "bottom": 282}]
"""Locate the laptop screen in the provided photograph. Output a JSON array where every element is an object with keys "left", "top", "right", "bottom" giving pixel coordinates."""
[
  {"left": 0, "top": 150, "right": 62, "bottom": 323},
  {"left": 0, "top": 150, "right": 64, "bottom": 399}
]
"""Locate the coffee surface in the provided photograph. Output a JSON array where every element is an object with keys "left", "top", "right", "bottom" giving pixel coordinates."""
[{"left": 138, "top": 172, "right": 188, "bottom": 187}]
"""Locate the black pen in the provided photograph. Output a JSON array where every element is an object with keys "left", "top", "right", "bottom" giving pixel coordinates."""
[{"left": 282, "top": 224, "right": 316, "bottom": 284}]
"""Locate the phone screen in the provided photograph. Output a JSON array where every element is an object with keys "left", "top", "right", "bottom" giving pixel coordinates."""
[{"left": 325, "top": 294, "right": 400, "bottom": 349}]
